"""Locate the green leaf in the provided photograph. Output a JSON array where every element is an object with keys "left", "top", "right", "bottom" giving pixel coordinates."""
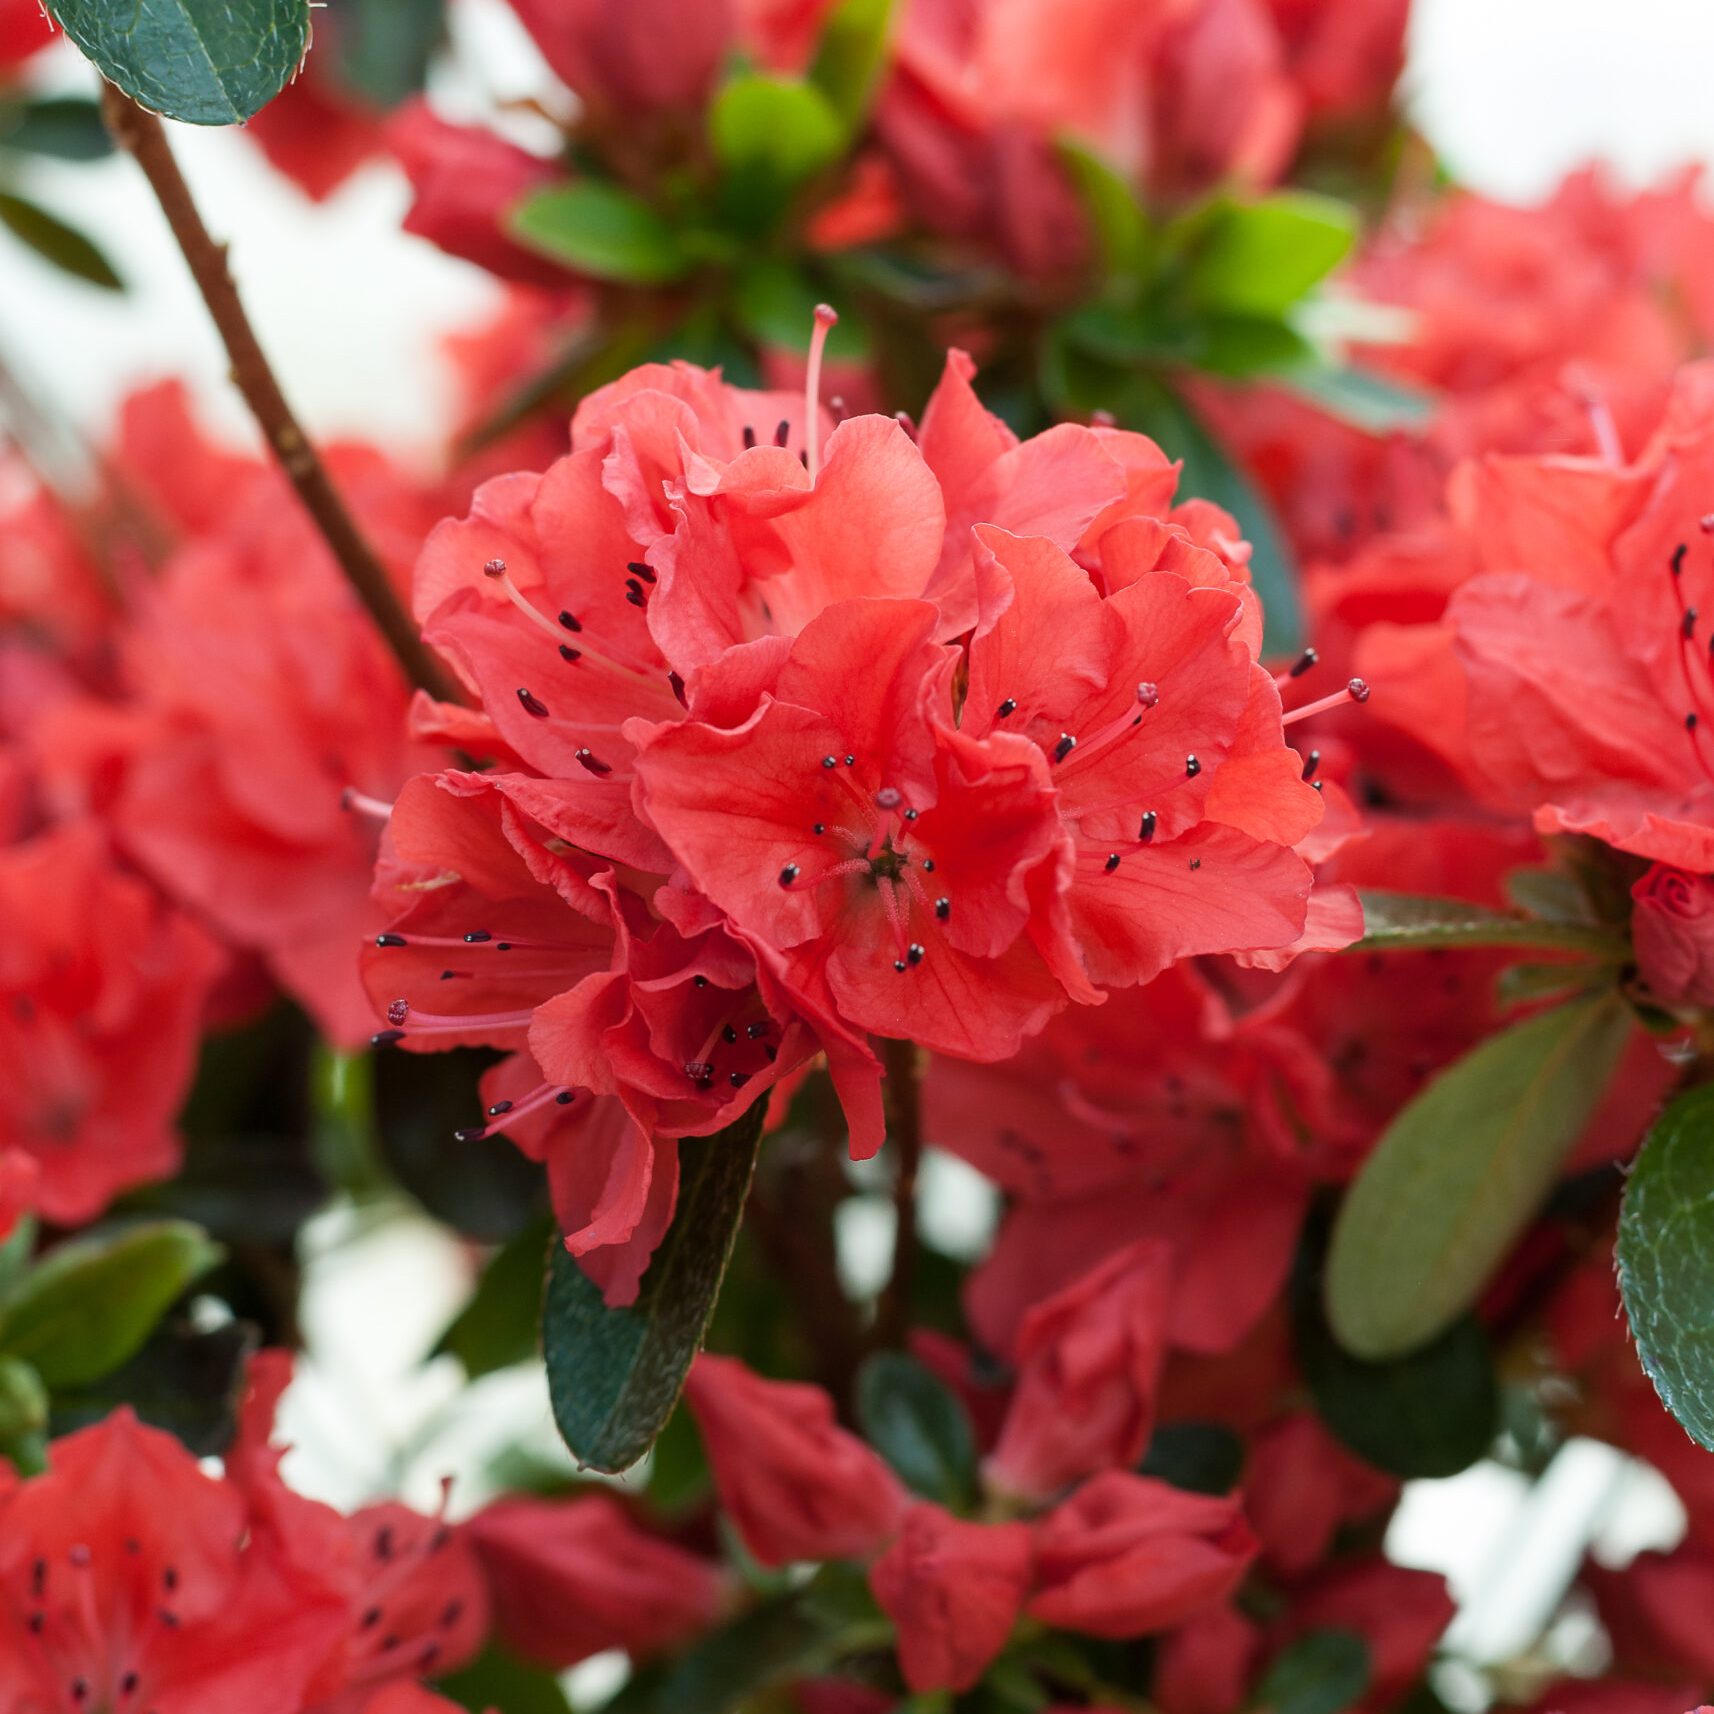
[
  {"left": 43, "top": 0, "right": 311, "bottom": 126},
  {"left": 1120, "top": 379, "right": 1303, "bottom": 656},
  {"left": 0, "top": 1221, "right": 222, "bottom": 1388},
  {"left": 544, "top": 1104, "right": 764, "bottom": 1472},
  {"left": 855, "top": 1350, "right": 977, "bottom": 1507},
  {"left": 1355, "top": 891, "right": 1628, "bottom": 958},
  {"left": 0, "top": 95, "right": 114, "bottom": 161},
  {"left": 1058, "top": 138, "right": 1148, "bottom": 277},
  {"left": 0, "top": 190, "right": 122, "bottom": 290},
  {"left": 330, "top": 0, "right": 445, "bottom": 107},
  {"left": 1297, "top": 1292, "right": 1498, "bottom": 1479},
  {"left": 1284, "top": 366, "right": 1436, "bottom": 434},
  {"left": 1195, "top": 314, "right": 1317, "bottom": 380},
  {"left": 1326, "top": 992, "right": 1632, "bottom": 1359},
  {"left": 1617, "top": 1084, "right": 1714, "bottom": 1450},
  {"left": 1138, "top": 1420, "right": 1245, "bottom": 1493},
  {"left": 1184, "top": 192, "right": 1357, "bottom": 317},
  {"left": 434, "top": 1215, "right": 554, "bottom": 1379},
  {"left": 50, "top": 1317, "right": 257, "bottom": 1456},
  {"left": 0, "top": 1356, "right": 49, "bottom": 1452},
  {"left": 711, "top": 73, "right": 844, "bottom": 231},
  {"left": 731, "top": 261, "right": 869, "bottom": 358},
  {"left": 510, "top": 180, "right": 690, "bottom": 284},
  {"left": 606, "top": 1563, "right": 889, "bottom": 1714},
  {"left": 1254, "top": 1629, "right": 1372, "bottom": 1714},
  {"left": 436, "top": 1642, "right": 573, "bottom": 1714},
  {"left": 807, "top": 0, "right": 896, "bottom": 132}
]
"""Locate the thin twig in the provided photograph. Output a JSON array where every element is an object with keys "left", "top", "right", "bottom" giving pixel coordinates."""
[
  {"left": 877, "top": 1036, "right": 923, "bottom": 1350},
  {"left": 99, "top": 84, "right": 460, "bottom": 704}
]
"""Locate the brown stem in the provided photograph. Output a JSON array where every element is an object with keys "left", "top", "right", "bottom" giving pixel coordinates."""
[
  {"left": 877, "top": 1036, "right": 923, "bottom": 1350},
  {"left": 99, "top": 85, "right": 461, "bottom": 705}
]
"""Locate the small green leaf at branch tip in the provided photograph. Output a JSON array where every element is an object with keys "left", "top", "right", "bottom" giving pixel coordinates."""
[
  {"left": 1057, "top": 137, "right": 1148, "bottom": 277},
  {"left": 543, "top": 1104, "right": 764, "bottom": 1473},
  {"left": 1184, "top": 191, "right": 1358, "bottom": 317},
  {"left": 509, "top": 181, "right": 690, "bottom": 285},
  {"left": 0, "top": 191, "right": 123, "bottom": 290},
  {"left": 1354, "top": 891, "right": 1628, "bottom": 958},
  {"left": 807, "top": 0, "right": 896, "bottom": 131},
  {"left": 1617, "top": 1083, "right": 1714, "bottom": 1451},
  {"left": 0, "top": 1221, "right": 222, "bottom": 1389},
  {"left": 856, "top": 1349, "right": 978, "bottom": 1507},
  {"left": 1253, "top": 1628, "right": 1372, "bottom": 1714},
  {"left": 45, "top": 0, "right": 311, "bottom": 126},
  {"left": 711, "top": 73, "right": 845, "bottom": 231},
  {"left": 1326, "top": 991, "right": 1631, "bottom": 1359},
  {"left": 0, "top": 95, "right": 115, "bottom": 161}
]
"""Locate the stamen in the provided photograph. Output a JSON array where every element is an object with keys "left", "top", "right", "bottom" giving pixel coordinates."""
[
  {"left": 1277, "top": 647, "right": 1319, "bottom": 687},
  {"left": 1185, "top": 754, "right": 1201, "bottom": 776},
  {"left": 574, "top": 747, "right": 613, "bottom": 776},
  {"left": 1053, "top": 734, "right": 1077, "bottom": 763},
  {"left": 996, "top": 698, "right": 1017, "bottom": 719},
  {"left": 627, "top": 560, "right": 657, "bottom": 585},
  {"left": 742, "top": 424, "right": 757, "bottom": 450},
  {"left": 1281, "top": 679, "right": 1369, "bottom": 727},
  {"left": 774, "top": 419, "right": 790, "bottom": 448},
  {"left": 805, "top": 304, "right": 838, "bottom": 482},
  {"left": 341, "top": 788, "right": 395, "bottom": 822},
  {"left": 1138, "top": 811, "right": 1157, "bottom": 842},
  {"left": 1104, "top": 853, "right": 1121, "bottom": 872},
  {"left": 516, "top": 687, "right": 550, "bottom": 718},
  {"left": 1301, "top": 749, "right": 1321, "bottom": 782},
  {"left": 375, "top": 932, "right": 406, "bottom": 949}
]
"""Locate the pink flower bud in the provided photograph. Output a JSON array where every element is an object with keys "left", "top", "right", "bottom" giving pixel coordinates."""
[{"left": 1632, "top": 863, "right": 1714, "bottom": 1006}]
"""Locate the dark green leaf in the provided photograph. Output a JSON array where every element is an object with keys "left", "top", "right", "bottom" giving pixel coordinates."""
[
  {"left": 49, "top": 1317, "right": 257, "bottom": 1455},
  {"left": 1058, "top": 138, "right": 1148, "bottom": 277},
  {"left": 1184, "top": 192, "right": 1357, "bottom": 317},
  {"left": 0, "top": 190, "right": 122, "bottom": 289},
  {"left": 330, "top": 0, "right": 445, "bottom": 107},
  {"left": 711, "top": 73, "right": 844, "bottom": 231},
  {"left": 437, "top": 1642, "right": 573, "bottom": 1714},
  {"left": 510, "top": 181, "right": 690, "bottom": 284},
  {"left": 606, "top": 1563, "right": 889, "bottom": 1714},
  {"left": 0, "top": 1221, "right": 222, "bottom": 1387},
  {"left": 731, "top": 262, "right": 869, "bottom": 358},
  {"left": 1297, "top": 1289, "right": 1498, "bottom": 1479},
  {"left": 1355, "top": 891, "right": 1628, "bottom": 958},
  {"left": 434, "top": 1216, "right": 553, "bottom": 1379},
  {"left": 1254, "top": 1629, "right": 1372, "bottom": 1714},
  {"left": 1284, "top": 366, "right": 1435, "bottom": 434},
  {"left": 1618, "top": 1083, "right": 1714, "bottom": 1450},
  {"left": 1138, "top": 1420, "right": 1245, "bottom": 1493},
  {"left": 43, "top": 0, "right": 311, "bottom": 126},
  {"left": 0, "top": 95, "right": 114, "bottom": 160},
  {"left": 856, "top": 1350, "right": 977, "bottom": 1506},
  {"left": 544, "top": 1104, "right": 764, "bottom": 1472},
  {"left": 1195, "top": 314, "right": 1317, "bottom": 380},
  {"left": 808, "top": 0, "right": 895, "bottom": 132},
  {"left": 1120, "top": 379, "right": 1303, "bottom": 655},
  {"left": 0, "top": 1356, "right": 48, "bottom": 1450},
  {"left": 1326, "top": 992, "right": 1631, "bottom": 1359}
]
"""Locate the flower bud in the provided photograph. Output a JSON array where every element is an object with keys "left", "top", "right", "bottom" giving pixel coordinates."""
[{"left": 1632, "top": 864, "right": 1714, "bottom": 1007}]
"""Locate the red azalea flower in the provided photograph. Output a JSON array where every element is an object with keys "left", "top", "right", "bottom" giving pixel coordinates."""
[
  {"left": 684, "top": 1354, "right": 907, "bottom": 1567},
  {"left": 0, "top": 820, "right": 222, "bottom": 1224},
  {"left": 500, "top": 0, "right": 732, "bottom": 116},
  {"left": 1268, "top": 1560, "right": 1454, "bottom": 1705},
  {"left": 867, "top": 1504, "right": 1034, "bottom": 1694},
  {"left": 1243, "top": 1412, "right": 1397, "bottom": 1578},
  {"left": 0, "top": 1410, "right": 349, "bottom": 1714},
  {"left": 0, "top": 0, "right": 53, "bottom": 69},
  {"left": 465, "top": 1493, "right": 729, "bottom": 1669}
]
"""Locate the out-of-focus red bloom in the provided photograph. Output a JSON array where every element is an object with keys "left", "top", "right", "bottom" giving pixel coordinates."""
[
  {"left": 986, "top": 1238, "right": 1172, "bottom": 1500},
  {"left": 0, "top": 1410, "right": 349, "bottom": 1714},
  {"left": 501, "top": 0, "right": 732, "bottom": 116},
  {"left": 1587, "top": 1546, "right": 1714, "bottom": 1680},
  {"left": 388, "top": 103, "right": 566, "bottom": 286},
  {"left": 360, "top": 1688, "right": 481, "bottom": 1714},
  {"left": 0, "top": 1150, "right": 35, "bottom": 1241},
  {"left": 246, "top": 53, "right": 387, "bottom": 201},
  {"left": 685, "top": 1354, "right": 908, "bottom": 1567},
  {"left": 0, "top": 459, "right": 117, "bottom": 664},
  {"left": 1243, "top": 1411, "right": 1396, "bottom": 1577},
  {"left": 1270, "top": 1560, "right": 1454, "bottom": 1706},
  {"left": 1632, "top": 863, "right": 1714, "bottom": 1007},
  {"left": 0, "top": 0, "right": 53, "bottom": 69},
  {"left": 1261, "top": 0, "right": 1409, "bottom": 123},
  {"left": 0, "top": 820, "right": 221, "bottom": 1224},
  {"left": 1156, "top": 1605, "right": 1265, "bottom": 1714},
  {"left": 1027, "top": 1472, "right": 1255, "bottom": 1639},
  {"left": 868, "top": 1504, "right": 1033, "bottom": 1693},
  {"left": 466, "top": 1493, "right": 729, "bottom": 1668}
]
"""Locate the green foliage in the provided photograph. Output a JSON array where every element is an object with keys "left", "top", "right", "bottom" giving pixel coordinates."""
[
  {"left": 0, "top": 95, "right": 114, "bottom": 161},
  {"left": 330, "top": 0, "right": 445, "bottom": 107},
  {"left": 807, "top": 0, "right": 896, "bottom": 132},
  {"left": 0, "top": 189, "right": 122, "bottom": 289},
  {"left": 1058, "top": 139, "right": 1149, "bottom": 277},
  {"left": 1617, "top": 1083, "right": 1714, "bottom": 1450},
  {"left": 544, "top": 1104, "right": 765, "bottom": 1471},
  {"left": 1254, "top": 1629, "right": 1372, "bottom": 1714},
  {"left": 1326, "top": 992, "right": 1632, "bottom": 1359},
  {"left": 437, "top": 1642, "right": 574, "bottom": 1714},
  {"left": 0, "top": 1221, "right": 222, "bottom": 1389},
  {"left": 712, "top": 73, "right": 845, "bottom": 233},
  {"left": 856, "top": 1349, "right": 978, "bottom": 1507},
  {"left": 1182, "top": 192, "right": 1357, "bottom": 318},
  {"left": 1284, "top": 366, "right": 1435, "bottom": 433},
  {"left": 1355, "top": 891, "right": 1628, "bottom": 957},
  {"left": 435, "top": 1216, "right": 554, "bottom": 1379},
  {"left": 511, "top": 181, "right": 692, "bottom": 284},
  {"left": 43, "top": 0, "right": 311, "bottom": 126},
  {"left": 1138, "top": 1420, "right": 1246, "bottom": 1494}
]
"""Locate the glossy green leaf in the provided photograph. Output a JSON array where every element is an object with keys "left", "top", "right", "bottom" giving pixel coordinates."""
[
  {"left": 1617, "top": 1083, "right": 1714, "bottom": 1450},
  {"left": 807, "top": 0, "right": 895, "bottom": 132},
  {"left": 435, "top": 1215, "right": 554, "bottom": 1379},
  {"left": 1185, "top": 192, "right": 1357, "bottom": 316},
  {"left": 856, "top": 1350, "right": 978, "bottom": 1507},
  {"left": 510, "top": 180, "right": 690, "bottom": 284},
  {"left": 0, "top": 1221, "right": 222, "bottom": 1387},
  {"left": 331, "top": 0, "right": 444, "bottom": 106},
  {"left": 1254, "top": 1629, "right": 1372, "bottom": 1714},
  {"left": 1058, "top": 138, "right": 1148, "bottom": 277},
  {"left": 1327, "top": 993, "right": 1631, "bottom": 1358},
  {"left": 711, "top": 72, "right": 844, "bottom": 230},
  {"left": 0, "top": 190, "right": 122, "bottom": 289},
  {"left": 1138, "top": 1420, "right": 1245, "bottom": 1493},
  {"left": 437, "top": 1642, "right": 573, "bottom": 1714},
  {"left": 1355, "top": 891, "right": 1628, "bottom": 958},
  {"left": 544, "top": 1104, "right": 764, "bottom": 1472},
  {"left": 43, "top": 0, "right": 310, "bottom": 126},
  {"left": 0, "top": 95, "right": 114, "bottom": 160}
]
